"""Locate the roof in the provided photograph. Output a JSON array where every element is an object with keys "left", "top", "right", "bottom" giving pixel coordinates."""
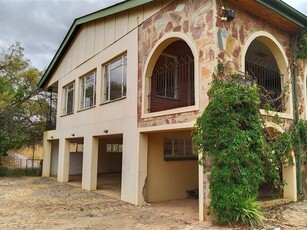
[
  {"left": 38, "top": 0, "right": 307, "bottom": 89},
  {"left": 228, "top": 0, "right": 307, "bottom": 34},
  {"left": 37, "top": 0, "right": 153, "bottom": 89}
]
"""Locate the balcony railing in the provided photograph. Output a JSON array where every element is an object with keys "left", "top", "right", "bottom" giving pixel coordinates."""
[
  {"left": 148, "top": 55, "right": 194, "bottom": 113},
  {"left": 245, "top": 58, "right": 284, "bottom": 112}
]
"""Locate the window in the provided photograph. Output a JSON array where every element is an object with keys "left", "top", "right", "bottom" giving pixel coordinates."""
[
  {"left": 80, "top": 71, "right": 96, "bottom": 110},
  {"left": 63, "top": 82, "right": 74, "bottom": 115},
  {"left": 156, "top": 53, "right": 177, "bottom": 98},
  {"left": 163, "top": 137, "right": 196, "bottom": 160},
  {"left": 104, "top": 54, "right": 127, "bottom": 102},
  {"left": 106, "top": 143, "right": 123, "bottom": 153}
]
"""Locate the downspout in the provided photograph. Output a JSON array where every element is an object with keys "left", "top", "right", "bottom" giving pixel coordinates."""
[{"left": 292, "top": 34, "right": 303, "bottom": 196}]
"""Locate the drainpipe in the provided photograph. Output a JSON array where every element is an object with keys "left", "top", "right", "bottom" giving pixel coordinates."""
[{"left": 292, "top": 34, "right": 303, "bottom": 196}]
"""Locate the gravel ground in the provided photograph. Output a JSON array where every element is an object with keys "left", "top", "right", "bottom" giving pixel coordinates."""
[{"left": 0, "top": 176, "right": 306, "bottom": 229}]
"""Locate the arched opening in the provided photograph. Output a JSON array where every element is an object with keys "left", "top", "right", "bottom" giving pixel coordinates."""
[
  {"left": 260, "top": 125, "right": 297, "bottom": 201},
  {"left": 147, "top": 40, "right": 195, "bottom": 113},
  {"left": 245, "top": 39, "right": 284, "bottom": 112}
]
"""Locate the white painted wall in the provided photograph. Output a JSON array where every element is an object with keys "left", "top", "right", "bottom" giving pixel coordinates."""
[
  {"left": 50, "top": 141, "right": 59, "bottom": 176},
  {"left": 69, "top": 152, "right": 83, "bottom": 175}
]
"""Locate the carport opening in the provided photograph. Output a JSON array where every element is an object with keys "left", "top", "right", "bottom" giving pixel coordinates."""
[
  {"left": 259, "top": 127, "right": 284, "bottom": 201},
  {"left": 146, "top": 130, "right": 199, "bottom": 220},
  {"left": 68, "top": 139, "right": 84, "bottom": 186},
  {"left": 97, "top": 134, "right": 123, "bottom": 199}
]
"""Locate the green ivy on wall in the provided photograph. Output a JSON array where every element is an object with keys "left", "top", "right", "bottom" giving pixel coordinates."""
[
  {"left": 193, "top": 65, "right": 294, "bottom": 227},
  {"left": 297, "top": 30, "right": 307, "bottom": 59}
]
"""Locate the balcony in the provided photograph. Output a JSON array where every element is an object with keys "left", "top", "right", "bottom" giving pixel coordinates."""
[
  {"left": 148, "top": 54, "right": 195, "bottom": 113},
  {"left": 246, "top": 58, "right": 284, "bottom": 112}
]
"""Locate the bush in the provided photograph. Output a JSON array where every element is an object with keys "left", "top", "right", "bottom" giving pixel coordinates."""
[
  {"left": 194, "top": 77, "right": 265, "bottom": 224},
  {"left": 235, "top": 197, "right": 264, "bottom": 228},
  {"left": 0, "top": 167, "right": 41, "bottom": 177}
]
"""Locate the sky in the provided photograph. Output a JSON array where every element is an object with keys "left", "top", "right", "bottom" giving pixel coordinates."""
[{"left": 0, "top": 0, "right": 306, "bottom": 71}]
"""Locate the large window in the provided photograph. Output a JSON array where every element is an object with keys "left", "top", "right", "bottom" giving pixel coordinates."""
[
  {"left": 103, "top": 54, "right": 127, "bottom": 102},
  {"left": 163, "top": 137, "right": 196, "bottom": 160},
  {"left": 80, "top": 71, "right": 96, "bottom": 110},
  {"left": 148, "top": 40, "right": 195, "bottom": 113},
  {"left": 63, "top": 82, "right": 74, "bottom": 115}
]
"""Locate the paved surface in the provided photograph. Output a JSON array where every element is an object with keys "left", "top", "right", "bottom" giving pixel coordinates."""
[{"left": 0, "top": 177, "right": 306, "bottom": 229}]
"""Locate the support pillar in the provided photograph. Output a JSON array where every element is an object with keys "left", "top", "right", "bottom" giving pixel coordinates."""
[
  {"left": 42, "top": 133, "right": 52, "bottom": 177},
  {"left": 283, "top": 152, "right": 297, "bottom": 201},
  {"left": 57, "top": 138, "right": 70, "bottom": 183},
  {"left": 198, "top": 164, "right": 204, "bottom": 221},
  {"left": 82, "top": 136, "right": 98, "bottom": 191},
  {"left": 135, "top": 132, "right": 148, "bottom": 205}
]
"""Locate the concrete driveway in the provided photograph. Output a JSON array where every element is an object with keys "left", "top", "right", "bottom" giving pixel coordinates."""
[{"left": 0, "top": 177, "right": 306, "bottom": 229}]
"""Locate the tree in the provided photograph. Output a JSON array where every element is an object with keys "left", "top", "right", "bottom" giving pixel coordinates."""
[{"left": 0, "top": 42, "right": 48, "bottom": 156}]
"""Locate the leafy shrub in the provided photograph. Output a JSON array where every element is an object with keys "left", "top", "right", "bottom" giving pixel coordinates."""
[
  {"left": 0, "top": 167, "right": 41, "bottom": 177},
  {"left": 235, "top": 197, "right": 264, "bottom": 228},
  {"left": 194, "top": 77, "right": 265, "bottom": 224}
]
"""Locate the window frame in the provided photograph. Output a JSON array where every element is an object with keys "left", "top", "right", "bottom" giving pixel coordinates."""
[
  {"left": 62, "top": 82, "right": 75, "bottom": 115},
  {"left": 106, "top": 143, "right": 123, "bottom": 153},
  {"left": 80, "top": 71, "right": 96, "bottom": 110},
  {"left": 163, "top": 137, "right": 196, "bottom": 161},
  {"left": 103, "top": 54, "right": 127, "bottom": 103},
  {"left": 155, "top": 53, "right": 178, "bottom": 99}
]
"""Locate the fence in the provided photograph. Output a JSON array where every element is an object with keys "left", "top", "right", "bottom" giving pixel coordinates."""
[{"left": 0, "top": 156, "right": 42, "bottom": 176}]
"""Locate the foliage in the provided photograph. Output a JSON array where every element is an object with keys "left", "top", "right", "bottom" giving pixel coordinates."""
[
  {"left": 235, "top": 196, "right": 264, "bottom": 228},
  {"left": 0, "top": 42, "right": 48, "bottom": 156},
  {"left": 0, "top": 167, "right": 41, "bottom": 177},
  {"left": 193, "top": 63, "right": 294, "bottom": 225},
  {"left": 297, "top": 30, "right": 307, "bottom": 59},
  {"left": 193, "top": 75, "right": 266, "bottom": 224}
]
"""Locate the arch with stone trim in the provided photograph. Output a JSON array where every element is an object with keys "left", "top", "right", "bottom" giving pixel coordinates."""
[
  {"left": 242, "top": 31, "right": 293, "bottom": 115},
  {"left": 263, "top": 122, "right": 297, "bottom": 201},
  {"left": 141, "top": 32, "right": 199, "bottom": 117}
]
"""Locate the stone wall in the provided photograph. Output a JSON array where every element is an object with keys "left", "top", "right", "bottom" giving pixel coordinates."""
[{"left": 138, "top": 0, "right": 216, "bottom": 127}]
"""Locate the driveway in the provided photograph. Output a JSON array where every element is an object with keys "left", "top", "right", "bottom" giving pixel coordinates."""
[{"left": 0, "top": 177, "right": 306, "bottom": 229}]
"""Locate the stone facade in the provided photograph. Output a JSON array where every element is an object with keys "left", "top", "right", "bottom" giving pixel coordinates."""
[
  {"left": 138, "top": 0, "right": 216, "bottom": 127},
  {"left": 137, "top": 0, "right": 306, "bottom": 219}
]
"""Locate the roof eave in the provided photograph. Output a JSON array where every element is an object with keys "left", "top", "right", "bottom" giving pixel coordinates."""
[{"left": 256, "top": 0, "right": 307, "bottom": 30}]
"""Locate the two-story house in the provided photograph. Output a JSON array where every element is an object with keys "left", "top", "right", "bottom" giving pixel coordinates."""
[{"left": 38, "top": 0, "right": 307, "bottom": 221}]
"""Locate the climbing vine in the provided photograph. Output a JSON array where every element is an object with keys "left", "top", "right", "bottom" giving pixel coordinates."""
[
  {"left": 297, "top": 30, "right": 307, "bottom": 59},
  {"left": 193, "top": 63, "right": 293, "bottom": 226}
]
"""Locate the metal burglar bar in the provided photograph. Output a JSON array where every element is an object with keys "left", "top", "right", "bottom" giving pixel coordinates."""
[
  {"left": 245, "top": 58, "right": 284, "bottom": 112},
  {"left": 47, "top": 90, "right": 57, "bottom": 130},
  {"left": 149, "top": 55, "right": 194, "bottom": 112}
]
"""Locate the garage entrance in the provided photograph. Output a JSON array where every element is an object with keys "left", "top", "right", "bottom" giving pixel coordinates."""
[{"left": 96, "top": 134, "right": 123, "bottom": 199}]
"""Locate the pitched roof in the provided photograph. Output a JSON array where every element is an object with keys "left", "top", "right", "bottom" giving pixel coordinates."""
[
  {"left": 37, "top": 0, "right": 153, "bottom": 89},
  {"left": 38, "top": 0, "right": 307, "bottom": 89}
]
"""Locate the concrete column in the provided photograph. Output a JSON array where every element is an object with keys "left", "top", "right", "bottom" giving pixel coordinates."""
[
  {"left": 42, "top": 133, "right": 52, "bottom": 177},
  {"left": 283, "top": 151, "right": 297, "bottom": 201},
  {"left": 198, "top": 164, "right": 204, "bottom": 221},
  {"left": 82, "top": 136, "right": 98, "bottom": 191},
  {"left": 135, "top": 132, "right": 148, "bottom": 205},
  {"left": 57, "top": 138, "right": 70, "bottom": 183}
]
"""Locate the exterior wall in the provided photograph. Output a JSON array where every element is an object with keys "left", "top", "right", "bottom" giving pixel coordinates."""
[
  {"left": 298, "top": 59, "right": 307, "bottom": 119},
  {"left": 42, "top": 1, "right": 176, "bottom": 205},
  {"left": 138, "top": 0, "right": 217, "bottom": 127},
  {"left": 217, "top": 1, "right": 294, "bottom": 120},
  {"left": 98, "top": 139, "right": 122, "bottom": 173},
  {"left": 50, "top": 140, "right": 59, "bottom": 176},
  {"left": 46, "top": 1, "right": 173, "bottom": 89},
  {"left": 69, "top": 152, "right": 83, "bottom": 175},
  {"left": 147, "top": 131, "right": 198, "bottom": 202}
]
